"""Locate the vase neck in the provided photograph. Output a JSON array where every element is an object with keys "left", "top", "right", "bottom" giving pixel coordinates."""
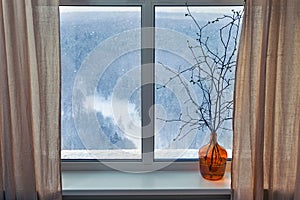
[{"left": 210, "top": 132, "right": 217, "bottom": 144}]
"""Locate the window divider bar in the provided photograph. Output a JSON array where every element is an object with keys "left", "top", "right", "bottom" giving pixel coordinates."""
[
  {"left": 59, "top": 0, "right": 144, "bottom": 6},
  {"left": 141, "top": 1, "right": 155, "bottom": 164},
  {"left": 59, "top": 0, "right": 243, "bottom": 6}
]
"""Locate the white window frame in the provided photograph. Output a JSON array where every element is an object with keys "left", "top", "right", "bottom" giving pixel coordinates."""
[{"left": 60, "top": 0, "right": 243, "bottom": 172}]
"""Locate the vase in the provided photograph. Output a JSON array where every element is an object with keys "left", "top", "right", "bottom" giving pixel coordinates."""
[{"left": 198, "top": 132, "right": 227, "bottom": 181}]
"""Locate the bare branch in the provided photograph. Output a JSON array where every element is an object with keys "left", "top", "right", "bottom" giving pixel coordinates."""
[{"left": 157, "top": 7, "right": 243, "bottom": 141}]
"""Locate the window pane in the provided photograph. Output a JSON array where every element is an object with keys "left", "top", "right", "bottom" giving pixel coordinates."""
[
  {"left": 60, "top": 7, "right": 142, "bottom": 159},
  {"left": 155, "top": 6, "right": 243, "bottom": 160}
]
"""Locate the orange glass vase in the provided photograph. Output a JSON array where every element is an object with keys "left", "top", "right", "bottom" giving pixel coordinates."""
[{"left": 198, "top": 132, "right": 227, "bottom": 181}]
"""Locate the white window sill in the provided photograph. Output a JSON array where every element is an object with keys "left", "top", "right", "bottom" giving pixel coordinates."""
[
  {"left": 62, "top": 170, "right": 231, "bottom": 197},
  {"left": 61, "top": 149, "right": 232, "bottom": 160}
]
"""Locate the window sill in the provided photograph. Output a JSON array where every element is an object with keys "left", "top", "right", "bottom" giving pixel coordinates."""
[{"left": 62, "top": 169, "right": 231, "bottom": 199}]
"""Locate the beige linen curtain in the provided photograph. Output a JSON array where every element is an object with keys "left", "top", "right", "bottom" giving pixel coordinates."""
[
  {"left": 232, "top": 0, "right": 300, "bottom": 199},
  {"left": 0, "top": 0, "right": 61, "bottom": 199}
]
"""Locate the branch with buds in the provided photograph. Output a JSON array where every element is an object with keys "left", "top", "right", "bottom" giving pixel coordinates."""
[{"left": 157, "top": 7, "right": 243, "bottom": 141}]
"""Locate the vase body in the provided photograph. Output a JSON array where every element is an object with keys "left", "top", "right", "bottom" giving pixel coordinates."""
[{"left": 198, "top": 132, "right": 227, "bottom": 181}]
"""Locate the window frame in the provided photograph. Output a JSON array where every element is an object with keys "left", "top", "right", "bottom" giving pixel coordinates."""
[{"left": 60, "top": 0, "right": 243, "bottom": 171}]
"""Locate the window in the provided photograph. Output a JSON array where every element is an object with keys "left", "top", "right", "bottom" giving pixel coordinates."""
[
  {"left": 60, "top": 0, "right": 243, "bottom": 171},
  {"left": 60, "top": 6, "right": 142, "bottom": 160}
]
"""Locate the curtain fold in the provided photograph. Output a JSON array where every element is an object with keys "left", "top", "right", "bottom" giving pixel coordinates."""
[
  {"left": 0, "top": 0, "right": 61, "bottom": 199},
  {"left": 232, "top": 0, "right": 300, "bottom": 199}
]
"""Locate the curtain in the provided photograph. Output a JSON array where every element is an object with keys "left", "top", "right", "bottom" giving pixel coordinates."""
[
  {"left": 232, "top": 0, "right": 300, "bottom": 199},
  {"left": 0, "top": 0, "right": 61, "bottom": 199}
]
